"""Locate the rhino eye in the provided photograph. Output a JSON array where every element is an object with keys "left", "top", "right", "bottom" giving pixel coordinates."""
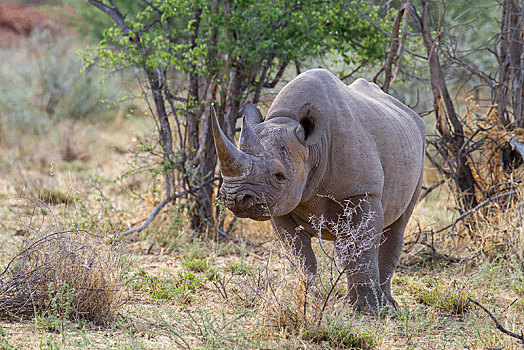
[{"left": 274, "top": 172, "right": 286, "bottom": 181}]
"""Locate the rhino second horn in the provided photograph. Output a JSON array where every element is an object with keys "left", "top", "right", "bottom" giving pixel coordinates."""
[
  {"left": 211, "top": 113, "right": 252, "bottom": 179},
  {"left": 239, "top": 116, "right": 265, "bottom": 156},
  {"left": 242, "top": 103, "right": 263, "bottom": 125}
]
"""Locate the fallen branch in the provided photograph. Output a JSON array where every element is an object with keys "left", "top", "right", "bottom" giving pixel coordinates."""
[
  {"left": 122, "top": 177, "right": 220, "bottom": 237},
  {"left": 122, "top": 189, "right": 190, "bottom": 237},
  {"left": 468, "top": 297, "right": 524, "bottom": 344},
  {"left": 434, "top": 190, "right": 518, "bottom": 234}
]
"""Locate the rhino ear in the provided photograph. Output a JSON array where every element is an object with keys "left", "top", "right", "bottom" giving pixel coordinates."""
[
  {"left": 242, "top": 103, "right": 263, "bottom": 126},
  {"left": 296, "top": 103, "right": 326, "bottom": 145}
]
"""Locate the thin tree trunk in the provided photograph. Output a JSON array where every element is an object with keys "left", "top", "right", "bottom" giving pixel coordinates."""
[
  {"left": 508, "top": 0, "right": 524, "bottom": 128},
  {"left": 420, "top": 0, "right": 477, "bottom": 210},
  {"left": 147, "top": 70, "right": 176, "bottom": 197}
]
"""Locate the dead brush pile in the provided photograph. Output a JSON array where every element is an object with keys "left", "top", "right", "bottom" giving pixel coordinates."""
[{"left": 0, "top": 199, "right": 125, "bottom": 325}]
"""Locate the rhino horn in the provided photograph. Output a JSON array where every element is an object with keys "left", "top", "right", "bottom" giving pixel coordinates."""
[
  {"left": 242, "top": 103, "right": 263, "bottom": 125},
  {"left": 212, "top": 112, "right": 252, "bottom": 179},
  {"left": 239, "top": 116, "right": 265, "bottom": 156}
]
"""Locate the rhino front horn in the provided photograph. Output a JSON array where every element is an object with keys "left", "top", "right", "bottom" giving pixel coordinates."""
[
  {"left": 239, "top": 116, "right": 265, "bottom": 156},
  {"left": 211, "top": 111, "right": 252, "bottom": 179}
]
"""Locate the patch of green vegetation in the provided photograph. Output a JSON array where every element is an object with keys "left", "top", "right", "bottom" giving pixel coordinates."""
[
  {"left": 415, "top": 281, "right": 471, "bottom": 315},
  {"left": 182, "top": 257, "right": 209, "bottom": 272},
  {"left": 392, "top": 275, "right": 409, "bottom": 286},
  {"left": 304, "top": 324, "right": 378, "bottom": 349},
  {"left": 130, "top": 269, "right": 204, "bottom": 304},
  {"left": 39, "top": 339, "right": 62, "bottom": 350},
  {"left": 205, "top": 267, "right": 220, "bottom": 282},
  {"left": 227, "top": 262, "right": 252, "bottom": 276},
  {"left": 33, "top": 283, "right": 80, "bottom": 334}
]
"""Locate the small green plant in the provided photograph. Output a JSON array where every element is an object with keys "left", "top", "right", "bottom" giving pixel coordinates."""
[
  {"left": 415, "top": 281, "right": 471, "bottom": 315},
  {"left": 227, "top": 262, "right": 252, "bottom": 276},
  {"left": 205, "top": 268, "right": 220, "bottom": 282},
  {"left": 304, "top": 324, "right": 377, "bottom": 349},
  {"left": 34, "top": 282, "right": 74, "bottom": 333},
  {"left": 39, "top": 339, "right": 61, "bottom": 350},
  {"left": 173, "top": 270, "right": 204, "bottom": 293},
  {"left": 130, "top": 269, "right": 204, "bottom": 304},
  {"left": 182, "top": 258, "right": 209, "bottom": 273}
]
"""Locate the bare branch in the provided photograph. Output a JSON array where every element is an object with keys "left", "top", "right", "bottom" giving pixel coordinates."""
[
  {"left": 87, "top": 0, "right": 131, "bottom": 35},
  {"left": 419, "top": 178, "right": 447, "bottom": 201},
  {"left": 263, "top": 60, "right": 289, "bottom": 89},
  {"left": 434, "top": 190, "right": 518, "bottom": 234},
  {"left": 469, "top": 297, "right": 524, "bottom": 344},
  {"left": 381, "top": 5, "right": 405, "bottom": 92}
]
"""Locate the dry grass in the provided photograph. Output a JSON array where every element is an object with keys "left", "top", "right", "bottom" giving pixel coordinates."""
[
  {"left": 0, "top": 106, "right": 522, "bottom": 349},
  {"left": 0, "top": 13, "right": 522, "bottom": 347},
  {"left": 0, "top": 199, "right": 125, "bottom": 325}
]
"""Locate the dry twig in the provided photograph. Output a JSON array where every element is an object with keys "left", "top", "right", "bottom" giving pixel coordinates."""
[{"left": 468, "top": 297, "right": 524, "bottom": 344}]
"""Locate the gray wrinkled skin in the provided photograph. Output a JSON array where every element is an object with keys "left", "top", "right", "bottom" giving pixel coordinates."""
[{"left": 213, "top": 69, "right": 425, "bottom": 311}]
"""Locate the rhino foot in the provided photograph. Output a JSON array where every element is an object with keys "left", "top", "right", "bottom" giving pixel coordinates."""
[{"left": 351, "top": 289, "right": 397, "bottom": 314}]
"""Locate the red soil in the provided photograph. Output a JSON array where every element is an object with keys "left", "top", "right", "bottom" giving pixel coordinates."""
[{"left": 0, "top": 2, "right": 63, "bottom": 48}]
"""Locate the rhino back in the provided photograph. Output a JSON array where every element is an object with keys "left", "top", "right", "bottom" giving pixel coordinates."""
[{"left": 345, "top": 78, "right": 425, "bottom": 225}]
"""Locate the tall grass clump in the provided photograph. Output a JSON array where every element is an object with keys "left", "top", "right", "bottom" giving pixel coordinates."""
[
  {"left": 473, "top": 192, "right": 523, "bottom": 262},
  {"left": 0, "top": 199, "right": 125, "bottom": 325}
]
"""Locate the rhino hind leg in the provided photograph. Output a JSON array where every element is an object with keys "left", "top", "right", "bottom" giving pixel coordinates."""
[
  {"left": 379, "top": 172, "right": 423, "bottom": 306},
  {"left": 379, "top": 215, "right": 408, "bottom": 307}
]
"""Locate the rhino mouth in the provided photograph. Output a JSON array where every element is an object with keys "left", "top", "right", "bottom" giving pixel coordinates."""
[
  {"left": 233, "top": 206, "right": 271, "bottom": 221},
  {"left": 221, "top": 191, "right": 272, "bottom": 221}
]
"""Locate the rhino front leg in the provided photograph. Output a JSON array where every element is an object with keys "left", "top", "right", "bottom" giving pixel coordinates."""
[
  {"left": 344, "top": 195, "right": 389, "bottom": 312},
  {"left": 271, "top": 215, "right": 317, "bottom": 275}
]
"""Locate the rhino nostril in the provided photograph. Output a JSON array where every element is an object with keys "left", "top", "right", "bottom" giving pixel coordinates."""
[{"left": 240, "top": 194, "right": 254, "bottom": 207}]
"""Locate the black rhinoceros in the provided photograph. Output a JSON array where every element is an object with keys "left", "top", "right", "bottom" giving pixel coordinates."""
[{"left": 212, "top": 69, "right": 425, "bottom": 310}]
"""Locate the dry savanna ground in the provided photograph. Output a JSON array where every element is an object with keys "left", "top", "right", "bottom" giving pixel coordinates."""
[{"left": 0, "top": 3, "right": 522, "bottom": 349}]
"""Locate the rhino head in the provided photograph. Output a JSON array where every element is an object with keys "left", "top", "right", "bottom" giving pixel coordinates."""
[{"left": 213, "top": 103, "right": 324, "bottom": 221}]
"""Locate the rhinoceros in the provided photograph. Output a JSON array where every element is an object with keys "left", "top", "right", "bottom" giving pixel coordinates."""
[{"left": 212, "top": 69, "right": 425, "bottom": 310}]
